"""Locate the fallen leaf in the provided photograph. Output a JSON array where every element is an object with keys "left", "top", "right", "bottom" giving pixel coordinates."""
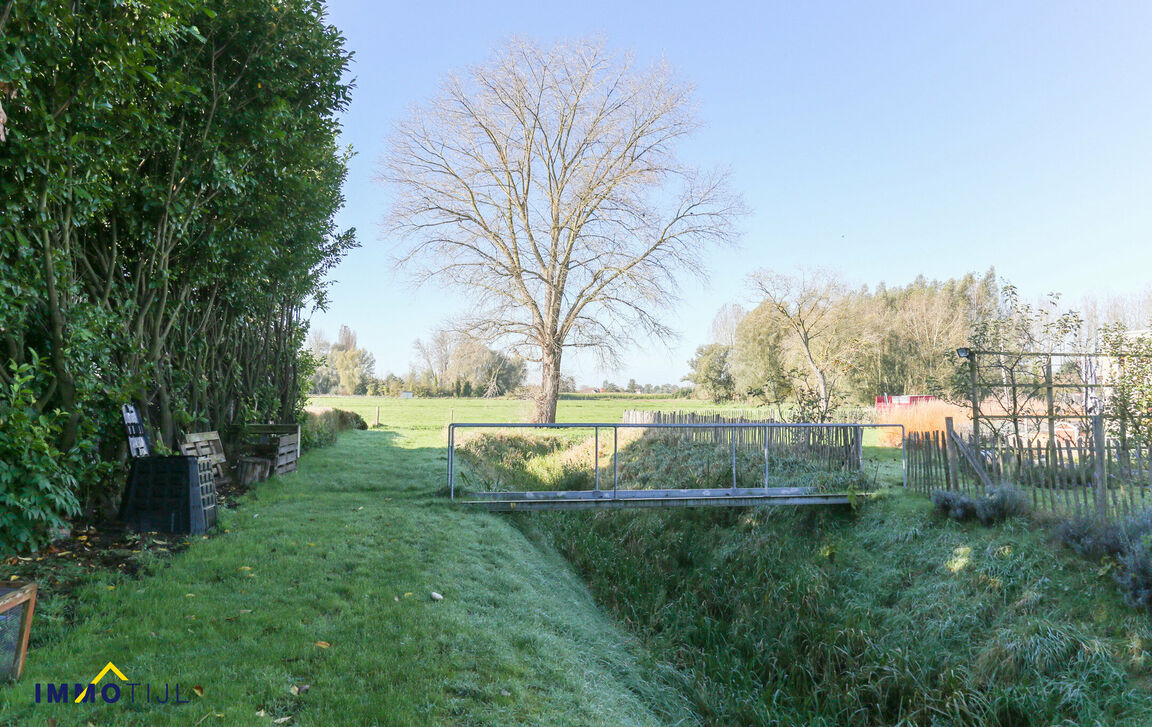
[
  {"left": 239, "top": 566, "right": 252, "bottom": 571},
  {"left": 192, "top": 685, "right": 204, "bottom": 697},
  {"left": 238, "top": 609, "right": 253, "bottom": 614},
  {"left": 297, "top": 684, "right": 310, "bottom": 695},
  {"left": 431, "top": 592, "right": 443, "bottom": 601},
  {"left": 273, "top": 718, "right": 292, "bottom": 725},
  {"left": 314, "top": 641, "right": 330, "bottom": 649},
  {"left": 289, "top": 685, "right": 298, "bottom": 696},
  {"left": 500, "top": 689, "right": 511, "bottom": 697},
  {"left": 255, "top": 709, "right": 267, "bottom": 717},
  {"left": 186, "top": 593, "right": 195, "bottom": 598},
  {"left": 403, "top": 592, "right": 412, "bottom": 598}
]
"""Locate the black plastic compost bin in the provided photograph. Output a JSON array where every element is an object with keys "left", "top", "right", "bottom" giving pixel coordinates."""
[{"left": 120, "top": 456, "right": 218, "bottom": 534}]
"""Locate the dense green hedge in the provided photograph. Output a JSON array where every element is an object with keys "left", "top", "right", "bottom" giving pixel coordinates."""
[{"left": 0, "top": 0, "right": 354, "bottom": 551}]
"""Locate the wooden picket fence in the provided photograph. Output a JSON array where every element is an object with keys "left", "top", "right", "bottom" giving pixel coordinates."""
[
  {"left": 905, "top": 416, "right": 1152, "bottom": 519},
  {"left": 621, "top": 410, "right": 863, "bottom": 472}
]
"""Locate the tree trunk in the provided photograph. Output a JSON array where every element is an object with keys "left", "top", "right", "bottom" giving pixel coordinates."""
[{"left": 534, "top": 345, "right": 562, "bottom": 423}]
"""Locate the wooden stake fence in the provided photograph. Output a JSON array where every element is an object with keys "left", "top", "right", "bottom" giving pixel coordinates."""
[{"left": 904, "top": 415, "right": 1152, "bottom": 520}]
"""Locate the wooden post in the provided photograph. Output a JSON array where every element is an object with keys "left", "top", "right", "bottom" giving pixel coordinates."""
[
  {"left": 375, "top": 405, "right": 380, "bottom": 428},
  {"left": 945, "top": 417, "right": 960, "bottom": 491},
  {"left": 969, "top": 351, "right": 980, "bottom": 448},
  {"left": 1045, "top": 358, "right": 1057, "bottom": 490},
  {"left": 1093, "top": 415, "right": 1107, "bottom": 516}
]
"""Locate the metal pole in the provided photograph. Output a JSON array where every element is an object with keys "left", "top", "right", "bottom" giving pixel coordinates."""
[
  {"left": 613, "top": 426, "right": 619, "bottom": 498},
  {"left": 731, "top": 429, "right": 737, "bottom": 489},
  {"left": 594, "top": 426, "right": 600, "bottom": 492},
  {"left": 901, "top": 425, "right": 907, "bottom": 489},
  {"left": 763, "top": 425, "right": 769, "bottom": 491},
  {"left": 448, "top": 424, "right": 455, "bottom": 500}
]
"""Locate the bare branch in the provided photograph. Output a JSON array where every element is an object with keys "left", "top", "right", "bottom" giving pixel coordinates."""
[{"left": 380, "top": 37, "right": 743, "bottom": 421}]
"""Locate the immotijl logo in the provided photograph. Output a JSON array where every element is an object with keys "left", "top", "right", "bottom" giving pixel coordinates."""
[{"left": 34, "top": 662, "right": 193, "bottom": 705}]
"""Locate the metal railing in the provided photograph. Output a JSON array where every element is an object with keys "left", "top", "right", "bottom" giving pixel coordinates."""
[{"left": 446, "top": 421, "right": 906, "bottom": 502}]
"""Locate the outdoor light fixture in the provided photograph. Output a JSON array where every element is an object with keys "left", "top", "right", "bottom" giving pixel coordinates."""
[{"left": 956, "top": 347, "right": 970, "bottom": 359}]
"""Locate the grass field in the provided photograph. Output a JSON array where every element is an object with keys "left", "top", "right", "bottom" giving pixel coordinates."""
[
  {"left": 308, "top": 394, "right": 733, "bottom": 427},
  {"left": 5, "top": 395, "right": 1143, "bottom": 725},
  {"left": 0, "top": 398, "right": 695, "bottom": 726}
]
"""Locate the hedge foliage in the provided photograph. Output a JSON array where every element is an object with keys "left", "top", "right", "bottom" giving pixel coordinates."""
[{"left": 0, "top": 0, "right": 354, "bottom": 551}]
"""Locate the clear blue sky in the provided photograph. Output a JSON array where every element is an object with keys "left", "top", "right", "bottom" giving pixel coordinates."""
[{"left": 311, "top": 0, "right": 1152, "bottom": 387}]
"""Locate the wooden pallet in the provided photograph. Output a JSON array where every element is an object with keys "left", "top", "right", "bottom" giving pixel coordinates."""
[
  {"left": 246, "top": 424, "right": 300, "bottom": 475},
  {"left": 179, "top": 431, "right": 232, "bottom": 489}
]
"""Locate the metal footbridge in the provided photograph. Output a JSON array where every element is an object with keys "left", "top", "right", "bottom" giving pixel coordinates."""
[{"left": 447, "top": 422, "right": 905, "bottom": 512}]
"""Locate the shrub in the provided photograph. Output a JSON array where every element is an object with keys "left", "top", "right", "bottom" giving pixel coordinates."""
[
  {"left": 0, "top": 362, "right": 82, "bottom": 552},
  {"left": 300, "top": 408, "right": 366, "bottom": 450},
  {"left": 932, "top": 489, "right": 977, "bottom": 521},
  {"left": 1117, "top": 541, "right": 1152, "bottom": 611},
  {"left": 1056, "top": 518, "right": 1131, "bottom": 560},
  {"left": 932, "top": 486, "right": 1028, "bottom": 525},
  {"left": 976, "top": 485, "right": 1029, "bottom": 524}
]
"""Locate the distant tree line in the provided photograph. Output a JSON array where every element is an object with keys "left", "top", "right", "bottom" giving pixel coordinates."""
[
  {"left": 307, "top": 328, "right": 528, "bottom": 398},
  {"left": 685, "top": 269, "right": 998, "bottom": 418},
  {"left": 0, "top": 1, "right": 353, "bottom": 550},
  {"left": 592, "top": 380, "right": 690, "bottom": 395}
]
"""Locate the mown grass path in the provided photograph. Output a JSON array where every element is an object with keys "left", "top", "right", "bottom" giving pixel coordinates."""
[{"left": 0, "top": 420, "right": 673, "bottom": 726}]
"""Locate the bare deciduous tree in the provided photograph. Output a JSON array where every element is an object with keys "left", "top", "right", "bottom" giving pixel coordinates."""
[
  {"left": 381, "top": 37, "right": 741, "bottom": 422},
  {"left": 710, "top": 302, "right": 746, "bottom": 348},
  {"left": 750, "top": 268, "right": 857, "bottom": 421}
]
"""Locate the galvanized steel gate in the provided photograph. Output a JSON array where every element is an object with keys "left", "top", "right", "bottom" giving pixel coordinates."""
[{"left": 447, "top": 422, "right": 906, "bottom": 511}]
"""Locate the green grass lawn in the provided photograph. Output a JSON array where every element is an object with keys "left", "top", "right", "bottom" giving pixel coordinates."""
[
  {"left": 310, "top": 395, "right": 906, "bottom": 488},
  {"left": 0, "top": 401, "right": 692, "bottom": 726},
  {"left": 307, "top": 393, "right": 738, "bottom": 427},
  {"left": 0, "top": 396, "right": 930, "bottom": 725}
]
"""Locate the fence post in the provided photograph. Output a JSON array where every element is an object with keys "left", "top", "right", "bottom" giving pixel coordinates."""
[
  {"left": 1093, "top": 415, "right": 1107, "bottom": 516},
  {"left": 731, "top": 432, "right": 737, "bottom": 490},
  {"left": 613, "top": 426, "right": 619, "bottom": 498},
  {"left": 855, "top": 425, "right": 864, "bottom": 471},
  {"left": 1045, "top": 359, "right": 1057, "bottom": 490},
  {"left": 763, "top": 425, "right": 770, "bottom": 491},
  {"left": 945, "top": 417, "right": 960, "bottom": 492},
  {"left": 593, "top": 426, "right": 600, "bottom": 492},
  {"left": 447, "top": 424, "right": 455, "bottom": 500}
]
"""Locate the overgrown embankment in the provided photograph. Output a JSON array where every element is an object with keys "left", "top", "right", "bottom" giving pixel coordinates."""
[
  {"left": 527, "top": 497, "right": 1152, "bottom": 726},
  {"left": 463, "top": 432, "right": 1152, "bottom": 726}
]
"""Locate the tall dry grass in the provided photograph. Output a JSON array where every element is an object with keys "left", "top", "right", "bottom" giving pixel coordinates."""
[{"left": 876, "top": 401, "right": 971, "bottom": 447}]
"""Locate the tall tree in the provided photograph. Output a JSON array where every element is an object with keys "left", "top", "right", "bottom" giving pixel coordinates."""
[
  {"left": 750, "top": 268, "right": 858, "bottom": 421},
  {"left": 684, "top": 343, "right": 735, "bottom": 402},
  {"left": 382, "top": 37, "right": 741, "bottom": 422}
]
